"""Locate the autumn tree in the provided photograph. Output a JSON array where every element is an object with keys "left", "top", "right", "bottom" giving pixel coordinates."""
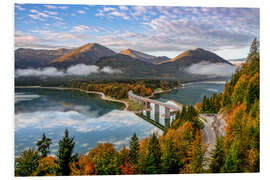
[
  {"left": 15, "top": 148, "right": 40, "bottom": 176},
  {"left": 32, "top": 156, "right": 60, "bottom": 176},
  {"left": 56, "top": 129, "right": 76, "bottom": 176},
  {"left": 87, "top": 143, "right": 121, "bottom": 175},
  {"left": 185, "top": 130, "right": 205, "bottom": 173},
  {"left": 70, "top": 155, "right": 95, "bottom": 175},
  {"left": 36, "top": 133, "right": 52, "bottom": 158}
]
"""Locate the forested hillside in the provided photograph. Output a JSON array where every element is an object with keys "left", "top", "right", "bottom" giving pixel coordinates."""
[{"left": 209, "top": 38, "right": 260, "bottom": 172}]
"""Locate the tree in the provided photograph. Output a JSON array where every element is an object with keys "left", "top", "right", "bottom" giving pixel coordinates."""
[
  {"left": 186, "top": 130, "right": 205, "bottom": 173},
  {"left": 36, "top": 133, "right": 52, "bottom": 158},
  {"left": 209, "top": 137, "right": 225, "bottom": 173},
  {"left": 56, "top": 129, "right": 75, "bottom": 176},
  {"left": 88, "top": 143, "right": 121, "bottom": 175},
  {"left": 222, "top": 141, "right": 242, "bottom": 173},
  {"left": 70, "top": 155, "right": 95, "bottom": 175},
  {"left": 15, "top": 148, "right": 40, "bottom": 176},
  {"left": 120, "top": 161, "right": 135, "bottom": 175},
  {"left": 161, "top": 137, "right": 179, "bottom": 174},
  {"left": 144, "top": 133, "right": 162, "bottom": 174},
  {"left": 32, "top": 156, "right": 60, "bottom": 176},
  {"left": 128, "top": 133, "right": 139, "bottom": 166}
]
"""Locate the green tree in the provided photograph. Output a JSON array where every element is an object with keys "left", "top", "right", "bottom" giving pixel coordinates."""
[
  {"left": 36, "top": 133, "right": 52, "bottom": 158},
  {"left": 209, "top": 137, "right": 225, "bottom": 173},
  {"left": 161, "top": 137, "right": 179, "bottom": 174},
  {"left": 222, "top": 141, "right": 242, "bottom": 173},
  {"left": 144, "top": 133, "right": 162, "bottom": 174},
  {"left": 15, "top": 148, "right": 40, "bottom": 176},
  {"left": 56, "top": 129, "right": 76, "bottom": 176},
  {"left": 128, "top": 133, "right": 140, "bottom": 166},
  {"left": 88, "top": 143, "right": 121, "bottom": 175}
]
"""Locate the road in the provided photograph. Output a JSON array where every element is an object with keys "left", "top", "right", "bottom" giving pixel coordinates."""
[{"left": 199, "top": 114, "right": 217, "bottom": 168}]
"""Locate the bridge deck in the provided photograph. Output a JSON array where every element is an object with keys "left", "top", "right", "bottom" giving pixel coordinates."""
[{"left": 128, "top": 90, "right": 181, "bottom": 111}]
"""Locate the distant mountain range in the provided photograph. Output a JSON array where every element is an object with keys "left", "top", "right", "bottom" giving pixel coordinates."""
[{"left": 15, "top": 43, "right": 235, "bottom": 80}]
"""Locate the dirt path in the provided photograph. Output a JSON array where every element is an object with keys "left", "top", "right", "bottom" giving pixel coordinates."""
[{"left": 15, "top": 86, "right": 129, "bottom": 111}]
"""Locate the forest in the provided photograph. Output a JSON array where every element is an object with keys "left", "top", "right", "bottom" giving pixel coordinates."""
[
  {"left": 15, "top": 39, "right": 259, "bottom": 176},
  {"left": 65, "top": 79, "right": 181, "bottom": 99}
]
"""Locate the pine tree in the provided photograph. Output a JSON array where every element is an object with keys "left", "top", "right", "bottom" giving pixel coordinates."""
[
  {"left": 56, "top": 129, "right": 75, "bottom": 176},
  {"left": 144, "top": 133, "right": 162, "bottom": 174},
  {"left": 128, "top": 133, "right": 140, "bottom": 167},
  {"left": 36, "top": 133, "right": 52, "bottom": 158},
  {"left": 162, "top": 137, "right": 179, "bottom": 174},
  {"left": 209, "top": 137, "right": 225, "bottom": 173}
]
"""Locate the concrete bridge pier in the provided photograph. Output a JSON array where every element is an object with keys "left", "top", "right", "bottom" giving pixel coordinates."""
[
  {"left": 154, "top": 104, "right": 160, "bottom": 123},
  {"left": 165, "top": 107, "right": 171, "bottom": 127}
]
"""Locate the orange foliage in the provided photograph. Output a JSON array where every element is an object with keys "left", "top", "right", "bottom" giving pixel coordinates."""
[
  {"left": 70, "top": 155, "right": 95, "bottom": 175},
  {"left": 120, "top": 161, "right": 135, "bottom": 175},
  {"left": 32, "top": 156, "right": 59, "bottom": 176}
]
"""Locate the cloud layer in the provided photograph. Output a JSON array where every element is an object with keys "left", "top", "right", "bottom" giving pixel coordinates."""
[
  {"left": 184, "top": 61, "right": 237, "bottom": 76},
  {"left": 15, "top": 64, "right": 122, "bottom": 77}
]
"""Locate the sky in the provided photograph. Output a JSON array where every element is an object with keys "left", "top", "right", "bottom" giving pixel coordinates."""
[{"left": 14, "top": 4, "right": 259, "bottom": 59}]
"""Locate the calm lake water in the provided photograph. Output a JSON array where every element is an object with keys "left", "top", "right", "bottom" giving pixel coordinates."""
[
  {"left": 15, "top": 88, "right": 161, "bottom": 156},
  {"left": 153, "top": 81, "right": 226, "bottom": 105},
  {"left": 14, "top": 81, "right": 225, "bottom": 156}
]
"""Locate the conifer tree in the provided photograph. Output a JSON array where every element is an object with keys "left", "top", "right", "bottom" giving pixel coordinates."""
[
  {"left": 56, "top": 129, "right": 75, "bottom": 176},
  {"left": 128, "top": 133, "right": 140, "bottom": 166},
  {"left": 209, "top": 137, "right": 225, "bottom": 173},
  {"left": 144, "top": 133, "right": 162, "bottom": 174},
  {"left": 162, "top": 137, "right": 179, "bottom": 174},
  {"left": 36, "top": 133, "right": 52, "bottom": 158}
]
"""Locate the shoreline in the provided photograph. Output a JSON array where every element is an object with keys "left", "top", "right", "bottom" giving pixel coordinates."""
[{"left": 15, "top": 86, "right": 129, "bottom": 111}]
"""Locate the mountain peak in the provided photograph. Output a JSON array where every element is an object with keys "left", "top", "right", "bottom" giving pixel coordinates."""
[{"left": 49, "top": 43, "right": 116, "bottom": 68}]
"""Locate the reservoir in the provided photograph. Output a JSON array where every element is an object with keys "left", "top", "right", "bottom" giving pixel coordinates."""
[
  {"left": 15, "top": 88, "right": 161, "bottom": 156},
  {"left": 14, "top": 81, "right": 225, "bottom": 156}
]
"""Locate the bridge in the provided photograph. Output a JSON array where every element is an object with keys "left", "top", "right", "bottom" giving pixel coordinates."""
[{"left": 128, "top": 90, "right": 182, "bottom": 128}]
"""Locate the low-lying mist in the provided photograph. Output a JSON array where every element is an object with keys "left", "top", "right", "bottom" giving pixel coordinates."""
[
  {"left": 184, "top": 61, "right": 237, "bottom": 76},
  {"left": 15, "top": 64, "right": 122, "bottom": 77}
]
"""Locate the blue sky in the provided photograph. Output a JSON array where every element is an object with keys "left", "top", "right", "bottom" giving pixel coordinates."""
[{"left": 14, "top": 4, "right": 259, "bottom": 59}]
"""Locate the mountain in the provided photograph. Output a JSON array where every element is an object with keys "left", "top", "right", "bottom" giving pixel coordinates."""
[
  {"left": 157, "top": 48, "right": 232, "bottom": 71},
  {"left": 49, "top": 43, "right": 117, "bottom": 69},
  {"left": 15, "top": 48, "right": 70, "bottom": 69},
  {"left": 95, "top": 54, "right": 159, "bottom": 78},
  {"left": 120, "top": 48, "right": 170, "bottom": 64}
]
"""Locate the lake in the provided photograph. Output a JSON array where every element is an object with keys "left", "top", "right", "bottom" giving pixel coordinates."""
[
  {"left": 152, "top": 81, "right": 226, "bottom": 105},
  {"left": 14, "top": 81, "right": 225, "bottom": 156},
  {"left": 15, "top": 88, "right": 162, "bottom": 156}
]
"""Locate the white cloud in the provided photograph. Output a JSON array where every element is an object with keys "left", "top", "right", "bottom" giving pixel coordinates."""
[
  {"left": 15, "top": 5, "right": 25, "bottom": 11},
  {"left": 71, "top": 25, "right": 98, "bottom": 33},
  {"left": 15, "top": 64, "right": 122, "bottom": 77},
  {"left": 77, "top": 10, "right": 86, "bottom": 14},
  {"left": 44, "top": 5, "right": 57, "bottom": 9},
  {"left": 28, "top": 9, "right": 62, "bottom": 21},
  {"left": 100, "top": 66, "right": 122, "bottom": 74},
  {"left": 16, "top": 67, "right": 65, "bottom": 77},
  {"left": 66, "top": 64, "right": 99, "bottom": 76},
  {"left": 119, "top": 6, "right": 128, "bottom": 11},
  {"left": 184, "top": 61, "right": 237, "bottom": 76}
]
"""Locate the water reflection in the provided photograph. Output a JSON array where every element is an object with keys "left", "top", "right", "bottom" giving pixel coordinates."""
[{"left": 15, "top": 88, "right": 161, "bottom": 156}]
